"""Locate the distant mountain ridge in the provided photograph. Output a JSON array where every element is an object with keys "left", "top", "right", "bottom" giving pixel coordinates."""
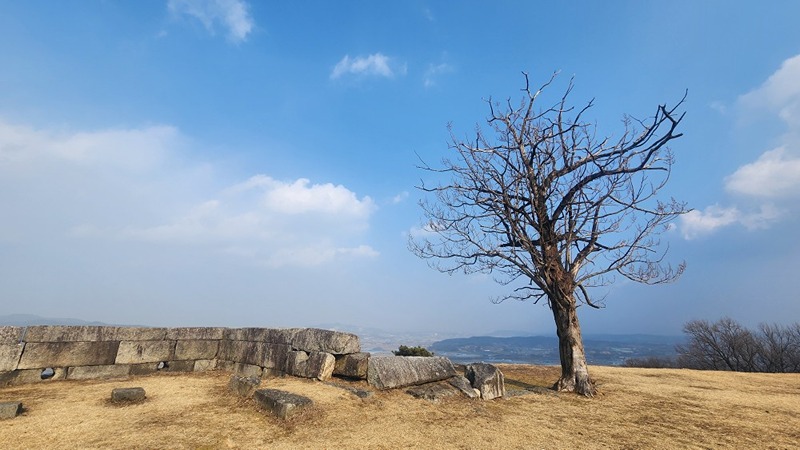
[
  {"left": 0, "top": 314, "right": 112, "bottom": 327},
  {"left": 430, "top": 334, "right": 685, "bottom": 366}
]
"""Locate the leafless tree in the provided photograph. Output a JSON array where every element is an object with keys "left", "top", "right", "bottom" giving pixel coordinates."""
[{"left": 410, "top": 73, "right": 687, "bottom": 396}]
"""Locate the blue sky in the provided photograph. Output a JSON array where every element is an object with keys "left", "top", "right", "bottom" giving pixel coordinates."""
[{"left": 1, "top": 1, "right": 799, "bottom": 336}]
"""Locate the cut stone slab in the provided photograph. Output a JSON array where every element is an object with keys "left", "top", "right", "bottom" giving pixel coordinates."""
[
  {"left": 0, "top": 343, "right": 24, "bottom": 372},
  {"left": 287, "top": 351, "right": 335, "bottom": 381},
  {"left": 67, "top": 364, "right": 131, "bottom": 380},
  {"left": 406, "top": 380, "right": 464, "bottom": 401},
  {"left": 24, "top": 325, "right": 118, "bottom": 342},
  {"left": 113, "top": 327, "right": 168, "bottom": 341},
  {"left": 0, "top": 326, "right": 24, "bottom": 344},
  {"left": 17, "top": 341, "right": 120, "bottom": 369},
  {"left": 115, "top": 340, "right": 175, "bottom": 364},
  {"left": 228, "top": 375, "right": 261, "bottom": 397},
  {"left": 193, "top": 359, "right": 216, "bottom": 372},
  {"left": 174, "top": 340, "right": 219, "bottom": 360},
  {"left": 368, "top": 356, "right": 457, "bottom": 390},
  {"left": 291, "top": 328, "right": 360, "bottom": 355},
  {"left": 254, "top": 389, "right": 313, "bottom": 419},
  {"left": 165, "top": 327, "right": 225, "bottom": 340},
  {"left": 111, "top": 387, "right": 146, "bottom": 403},
  {"left": 333, "top": 352, "right": 370, "bottom": 379},
  {"left": 448, "top": 375, "right": 480, "bottom": 399},
  {"left": 466, "top": 363, "right": 505, "bottom": 400},
  {"left": 0, "top": 402, "right": 22, "bottom": 419}
]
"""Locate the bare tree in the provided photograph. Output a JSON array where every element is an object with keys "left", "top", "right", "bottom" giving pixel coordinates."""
[{"left": 410, "top": 73, "right": 687, "bottom": 396}]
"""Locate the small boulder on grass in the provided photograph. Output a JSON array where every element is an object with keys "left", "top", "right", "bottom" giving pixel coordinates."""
[
  {"left": 111, "top": 387, "right": 146, "bottom": 404},
  {"left": 0, "top": 402, "right": 22, "bottom": 419}
]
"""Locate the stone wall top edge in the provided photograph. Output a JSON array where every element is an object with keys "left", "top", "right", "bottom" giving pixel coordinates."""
[{"left": 0, "top": 326, "right": 24, "bottom": 344}]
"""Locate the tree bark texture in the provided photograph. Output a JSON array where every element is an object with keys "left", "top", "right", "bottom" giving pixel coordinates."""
[{"left": 551, "top": 296, "right": 595, "bottom": 396}]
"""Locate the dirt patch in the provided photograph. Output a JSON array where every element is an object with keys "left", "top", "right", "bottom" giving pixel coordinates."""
[{"left": 0, "top": 366, "right": 798, "bottom": 449}]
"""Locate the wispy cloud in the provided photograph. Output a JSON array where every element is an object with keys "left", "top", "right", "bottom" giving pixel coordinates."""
[
  {"left": 330, "top": 53, "right": 406, "bottom": 80},
  {"left": 679, "top": 204, "right": 781, "bottom": 239},
  {"left": 725, "top": 146, "right": 800, "bottom": 198},
  {"left": 0, "top": 119, "right": 377, "bottom": 268},
  {"left": 168, "top": 0, "right": 254, "bottom": 43},
  {"left": 423, "top": 62, "right": 454, "bottom": 88}
]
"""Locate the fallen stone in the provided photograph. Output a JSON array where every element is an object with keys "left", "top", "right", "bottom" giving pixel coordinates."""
[
  {"left": 333, "top": 352, "right": 370, "bottom": 379},
  {"left": 448, "top": 375, "right": 480, "bottom": 399},
  {"left": 228, "top": 375, "right": 261, "bottom": 397},
  {"left": 254, "top": 389, "right": 313, "bottom": 419},
  {"left": 466, "top": 363, "right": 505, "bottom": 400},
  {"left": 286, "top": 351, "right": 335, "bottom": 381},
  {"left": 367, "top": 356, "right": 457, "bottom": 390},
  {"left": 111, "top": 387, "right": 146, "bottom": 403},
  {"left": 291, "top": 328, "right": 360, "bottom": 355},
  {"left": 67, "top": 364, "right": 131, "bottom": 380},
  {"left": 406, "top": 380, "right": 464, "bottom": 401},
  {"left": 0, "top": 401, "right": 22, "bottom": 419}
]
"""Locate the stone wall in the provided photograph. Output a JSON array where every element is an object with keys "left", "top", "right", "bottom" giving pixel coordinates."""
[{"left": 0, "top": 325, "right": 360, "bottom": 386}]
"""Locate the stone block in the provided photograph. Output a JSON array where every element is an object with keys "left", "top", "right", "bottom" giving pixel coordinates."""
[
  {"left": 24, "top": 325, "right": 117, "bottom": 342},
  {"left": 261, "top": 343, "right": 290, "bottom": 369},
  {"left": 0, "top": 343, "right": 24, "bottom": 372},
  {"left": 291, "top": 328, "right": 360, "bottom": 354},
  {"left": 129, "top": 363, "right": 159, "bottom": 376},
  {"left": 174, "top": 340, "right": 219, "bottom": 360},
  {"left": 367, "top": 356, "right": 457, "bottom": 390},
  {"left": 160, "top": 360, "right": 195, "bottom": 372},
  {"left": 232, "top": 363, "right": 263, "bottom": 378},
  {"left": 9, "top": 367, "right": 67, "bottom": 384},
  {"left": 115, "top": 340, "right": 175, "bottom": 364},
  {"left": 218, "top": 340, "right": 262, "bottom": 365},
  {"left": 228, "top": 375, "right": 261, "bottom": 397},
  {"left": 193, "top": 360, "right": 217, "bottom": 372},
  {"left": 448, "top": 375, "right": 480, "bottom": 399},
  {"left": 254, "top": 389, "right": 313, "bottom": 419},
  {"left": 111, "top": 387, "right": 146, "bottom": 403},
  {"left": 0, "top": 327, "right": 23, "bottom": 344},
  {"left": 333, "top": 352, "right": 370, "bottom": 379},
  {"left": 466, "top": 363, "right": 505, "bottom": 400},
  {"left": 223, "top": 328, "right": 297, "bottom": 344},
  {"left": 113, "top": 327, "right": 168, "bottom": 341},
  {"left": 165, "top": 327, "right": 225, "bottom": 340},
  {"left": 17, "top": 341, "right": 120, "bottom": 369},
  {"left": 0, "top": 402, "right": 22, "bottom": 420},
  {"left": 67, "top": 364, "right": 131, "bottom": 380},
  {"left": 287, "top": 350, "right": 335, "bottom": 379},
  {"left": 406, "top": 381, "right": 464, "bottom": 401}
]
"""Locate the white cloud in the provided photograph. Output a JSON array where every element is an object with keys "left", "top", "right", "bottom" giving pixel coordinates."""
[
  {"left": 739, "top": 54, "right": 800, "bottom": 127},
  {"left": 168, "top": 0, "right": 254, "bottom": 43},
  {"left": 679, "top": 204, "right": 782, "bottom": 239},
  {"left": 391, "top": 191, "right": 409, "bottom": 204},
  {"left": 0, "top": 119, "right": 377, "bottom": 268},
  {"left": 423, "top": 62, "right": 454, "bottom": 88},
  {"left": 725, "top": 146, "right": 800, "bottom": 198},
  {"left": 330, "top": 53, "right": 406, "bottom": 80}
]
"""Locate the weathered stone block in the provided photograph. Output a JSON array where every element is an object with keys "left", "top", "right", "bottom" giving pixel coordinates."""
[
  {"left": 448, "top": 375, "right": 480, "bottom": 399},
  {"left": 261, "top": 343, "right": 290, "bottom": 369},
  {"left": 193, "top": 359, "right": 216, "bottom": 372},
  {"left": 0, "top": 343, "right": 24, "bottom": 372},
  {"left": 165, "top": 327, "right": 225, "bottom": 340},
  {"left": 18, "top": 341, "right": 120, "bottom": 369},
  {"left": 367, "top": 356, "right": 457, "bottom": 390},
  {"left": 291, "top": 328, "right": 360, "bottom": 354},
  {"left": 24, "top": 325, "right": 117, "bottom": 342},
  {"left": 129, "top": 363, "right": 159, "bottom": 376},
  {"left": 111, "top": 387, "right": 146, "bottom": 403},
  {"left": 0, "top": 402, "right": 22, "bottom": 419},
  {"left": 406, "top": 380, "right": 464, "bottom": 401},
  {"left": 232, "top": 363, "right": 263, "bottom": 378},
  {"left": 9, "top": 368, "right": 67, "bottom": 384},
  {"left": 174, "top": 340, "right": 219, "bottom": 360},
  {"left": 218, "top": 340, "right": 261, "bottom": 365},
  {"left": 113, "top": 327, "right": 168, "bottom": 341},
  {"left": 254, "top": 389, "right": 313, "bottom": 419},
  {"left": 223, "top": 328, "right": 298, "bottom": 344},
  {"left": 228, "top": 375, "right": 261, "bottom": 397},
  {"left": 115, "top": 340, "right": 175, "bottom": 364},
  {"left": 333, "top": 352, "right": 370, "bottom": 379},
  {"left": 67, "top": 364, "right": 131, "bottom": 380},
  {"left": 466, "top": 363, "right": 505, "bottom": 400},
  {"left": 160, "top": 360, "right": 195, "bottom": 372},
  {"left": 0, "top": 327, "right": 23, "bottom": 344},
  {"left": 287, "top": 351, "right": 335, "bottom": 380}
]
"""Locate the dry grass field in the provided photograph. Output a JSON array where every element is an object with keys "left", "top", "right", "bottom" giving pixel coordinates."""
[{"left": 1, "top": 364, "right": 798, "bottom": 449}]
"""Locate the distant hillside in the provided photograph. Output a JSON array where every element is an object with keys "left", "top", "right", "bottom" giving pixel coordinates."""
[
  {"left": 430, "top": 334, "right": 684, "bottom": 366},
  {"left": 0, "top": 314, "right": 112, "bottom": 327}
]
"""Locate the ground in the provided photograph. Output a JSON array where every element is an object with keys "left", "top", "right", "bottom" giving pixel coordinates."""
[{"left": 1, "top": 365, "right": 798, "bottom": 449}]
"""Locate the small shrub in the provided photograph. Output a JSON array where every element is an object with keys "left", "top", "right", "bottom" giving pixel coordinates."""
[{"left": 392, "top": 345, "right": 434, "bottom": 357}]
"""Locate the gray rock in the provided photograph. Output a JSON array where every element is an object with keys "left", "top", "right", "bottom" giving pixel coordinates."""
[
  {"left": 333, "top": 352, "right": 370, "bottom": 379},
  {"left": 448, "top": 375, "right": 480, "bottom": 399},
  {"left": 17, "top": 341, "right": 120, "bottom": 369},
  {"left": 406, "top": 381, "right": 464, "bottom": 401},
  {"left": 67, "top": 364, "right": 131, "bottom": 380},
  {"left": 165, "top": 327, "right": 225, "bottom": 340},
  {"left": 113, "top": 327, "right": 168, "bottom": 341},
  {"left": 115, "top": 340, "right": 175, "bottom": 364},
  {"left": 174, "top": 340, "right": 219, "bottom": 360},
  {"left": 24, "top": 325, "right": 117, "bottom": 342},
  {"left": 111, "top": 387, "right": 146, "bottom": 403},
  {"left": 159, "top": 360, "right": 195, "bottom": 372},
  {"left": 466, "top": 363, "right": 505, "bottom": 400},
  {"left": 193, "top": 359, "right": 216, "bottom": 372},
  {"left": 0, "top": 343, "right": 24, "bottom": 372},
  {"left": 0, "top": 327, "right": 24, "bottom": 344},
  {"left": 232, "top": 363, "right": 263, "bottom": 378},
  {"left": 0, "top": 401, "right": 22, "bottom": 419},
  {"left": 367, "top": 356, "right": 457, "bottom": 390},
  {"left": 286, "top": 351, "right": 335, "bottom": 381},
  {"left": 228, "top": 375, "right": 261, "bottom": 397},
  {"left": 291, "top": 328, "right": 360, "bottom": 355},
  {"left": 254, "top": 388, "right": 313, "bottom": 419}
]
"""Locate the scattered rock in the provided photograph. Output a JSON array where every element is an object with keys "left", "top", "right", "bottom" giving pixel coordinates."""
[
  {"left": 367, "top": 356, "right": 457, "bottom": 390},
  {"left": 111, "top": 387, "right": 146, "bottom": 403},
  {"left": 0, "top": 401, "right": 22, "bottom": 419},
  {"left": 228, "top": 375, "right": 261, "bottom": 397},
  {"left": 466, "top": 363, "right": 505, "bottom": 400},
  {"left": 254, "top": 389, "right": 313, "bottom": 419}
]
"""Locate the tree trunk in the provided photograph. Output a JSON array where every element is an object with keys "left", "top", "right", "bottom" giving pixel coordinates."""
[{"left": 551, "top": 297, "right": 596, "bottom": 396}]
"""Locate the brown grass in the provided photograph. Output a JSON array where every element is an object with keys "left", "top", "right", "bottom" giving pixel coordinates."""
[{"left": 1, "top": 365, "right": 798, "bottom": 449}]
